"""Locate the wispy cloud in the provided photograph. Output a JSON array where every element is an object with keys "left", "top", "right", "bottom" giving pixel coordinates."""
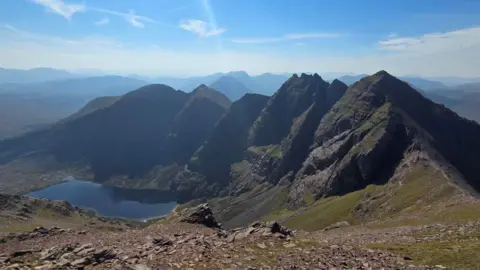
[
  {"left": 378, "top": 27, "right": 480, "bottom": 53},
  {"left": 89, "top": 7, "right": 159, "bottom": 28},
  {"left": 295, "top": 42, "right": 307, "bottom": 46},
  {"left": 0, "top": 23, "right": 122, "bottom": 48},
  {"left": 179, "top": 19, "right": 226, "bottom": 37},
  {"left": 387, "top": 33, "right": 398, "bottom": 39},
  {"left": 94, "top": 17, "right": 109, "bottom": 26},
  {"left": 232, "top": 32, "right": 345, "bottom": 44},
  {"left": 29, "top": 0, "right": 162, "bottom": 28},
  {"left": 30, "top": 0, "right": 85, "bottom": 20}
]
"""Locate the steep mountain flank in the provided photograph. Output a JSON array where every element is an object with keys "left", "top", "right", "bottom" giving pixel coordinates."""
[
  {"left": 164, "top": 85, "right": 232, "bottom": 164},
  {"left": 61, "top": 96, "right": 120, "bottom": 123},
  {"left": 210, "top": 75, "right": 347, "bottom": 203},
  {"left": 289, "top": 71, "right": 480, "bottom": 206},
  {"left": 271, "top": 79, "right": 348, "bottom": 183},
  {"left": 0, "top": 84, "right": 230, "bottom": 184},
  {"left": 248, "top": 74, "right": 329, "bottom": 147},
  {"left": 190, "top": 94, "right": 269, "bottom": 187}
]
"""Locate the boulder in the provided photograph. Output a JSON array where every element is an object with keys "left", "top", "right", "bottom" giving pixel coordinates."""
[{"left": 180, "top": 204, "right": 222, "bottom": 229}]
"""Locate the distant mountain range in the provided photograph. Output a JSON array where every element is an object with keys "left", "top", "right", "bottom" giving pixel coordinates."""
[
  {"left": 163, "top": 71, "right": 289, "bottom": 98},
  {"left": 422, "top": 82, "right": 480, "bottom": 123},
  {"left": 0, "top": 76, "right": 147, "bottom": 139},
  {"left": 1, "top": 67, "right": 479, "bottom": 141},
  {"left": 209, "top": 75, "right": 252, "bottom": 101},
  {"left": 0, "top": 67, "right": 77, "bottom": 84}
]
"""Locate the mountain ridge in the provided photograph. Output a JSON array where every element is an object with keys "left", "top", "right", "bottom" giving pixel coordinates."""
[{"left": 0, "top": 71, "right": 479, "bottom": 232}]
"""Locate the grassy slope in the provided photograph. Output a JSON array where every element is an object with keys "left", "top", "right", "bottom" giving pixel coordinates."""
[
  {"left": 261, "top": 163, "right": 480, "bottom": 269},
  {"left": 267, "top": 164, "right": 479, "bottom": 231},
  {"left": 368, "top": 238, "right": 480, "bottom": 269}
]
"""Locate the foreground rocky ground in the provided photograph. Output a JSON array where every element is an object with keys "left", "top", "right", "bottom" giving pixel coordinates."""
[{"left": 1, "top": 204, "right": 472, "bottom": 270}]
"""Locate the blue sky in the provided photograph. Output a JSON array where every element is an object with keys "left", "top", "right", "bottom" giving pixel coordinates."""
[{"left": 0, "top": 0, "right": 480, "bottom": 77}]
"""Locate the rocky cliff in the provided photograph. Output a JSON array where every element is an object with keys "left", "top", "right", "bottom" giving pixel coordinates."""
[{"left": 288, "top": 71, "right": 480, "bottom": 207}]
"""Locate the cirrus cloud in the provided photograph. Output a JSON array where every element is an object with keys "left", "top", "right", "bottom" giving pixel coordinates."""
[
  {"left": 30, "top": 0, "right": 85, "bottom": 20},
  {"left": 179, "top": 19, "right": 226, "bottom": 37},
  {"left": 232, "top": 32, "right": 345, "bottom": 44},
  {"left": 378, "top": 27, "right": 480, "bottom": 53},
  {"left": 94, "top": 17, "right": 110, "bottom": 26}
]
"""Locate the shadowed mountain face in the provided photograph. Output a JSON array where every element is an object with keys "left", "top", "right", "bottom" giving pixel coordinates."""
[
  {"left": 190, "top": 93, "right": 270, "bottom": 185},
  {"left": 165, "top": 86, "right": 232, "bottom": 164},
  {"left": 0, "top": 84, "right": 230, "bottom": 181},
  {"left": 248, "top": 73, "right": 330, "bottom": 147},
  {"left": 270, "top": 79, "right": 348, "bottom": 182}
]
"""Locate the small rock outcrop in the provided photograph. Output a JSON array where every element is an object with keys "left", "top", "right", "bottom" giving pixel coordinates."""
[
  {"left": 227, "top": 221, "right": 294, "bottom": 242},
  {"left": 0, "top": 226, "right": 67, "bottom": 243},
  {"left": 180, "top": 204, "right": 222, "bottom": 228}
]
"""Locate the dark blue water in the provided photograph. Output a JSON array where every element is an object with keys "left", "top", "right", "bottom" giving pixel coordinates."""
[{"left": 27, "top": 180, "right": 177, "bottom": 221}]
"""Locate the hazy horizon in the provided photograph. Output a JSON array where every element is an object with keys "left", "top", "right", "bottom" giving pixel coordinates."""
[
  {"left": 3, "top": 66, "right": 480, "bottom": 82},
  {"left": 1, "top": 0, "right": 480, "bottom": 77}
]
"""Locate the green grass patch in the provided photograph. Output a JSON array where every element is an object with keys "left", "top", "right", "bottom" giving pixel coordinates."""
[
  {"left": 389, "top": 166, "right": 456, "bottom": 214},
  {"left": 247, "top": 144, "right": 282, "bottom": 159},
  {"left": 433, "top": 203, "right": 480, "bottom": 222},
  {"left": 262, "top": 208, "right": 294, "bottom": 222},
  {"left": 230, "top": 160, "right": 249, "bottom": 174},
  {"left": 189, "top": 156, "right": 200, "bottom": 166},
  {"left": 303, "top": 194, "right": 315, "bottom": 204},
  {"left": 367, "top": 239, "right": 480, "bottom": 269},
  {"left": 283, "top": 187, "right": 369, "bottom": 231}
]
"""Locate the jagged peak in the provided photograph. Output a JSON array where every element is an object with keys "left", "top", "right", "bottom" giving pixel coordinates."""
[
  {"left": 189, "top": 84, "right": 231, "bottom": 109},
  {"left": 286, "top": 73, "right": 328, "bottom": 85},
  {"left": 284, "top": 74, "right": 300, "bottom": 85},
  {"left": 329, "top": 79, "right": 347, "bottom": 89},
  {"left": 194, "top": 84, "right": 209, "bottom": 90},
  {"left": 369, "top": 70, "right": 399, "bottom": 83},
  {"left": 373, "top": 70, "right": 392, "bottom": 77}
]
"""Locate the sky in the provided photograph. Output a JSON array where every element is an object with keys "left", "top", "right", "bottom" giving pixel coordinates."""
[{"left": 0, "top": 0, "right": 480, "bottom": 77}]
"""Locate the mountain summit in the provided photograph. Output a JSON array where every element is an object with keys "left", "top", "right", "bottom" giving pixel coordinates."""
[{"left": 0, "top": 84, "right": 230, "bottom": 182}]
